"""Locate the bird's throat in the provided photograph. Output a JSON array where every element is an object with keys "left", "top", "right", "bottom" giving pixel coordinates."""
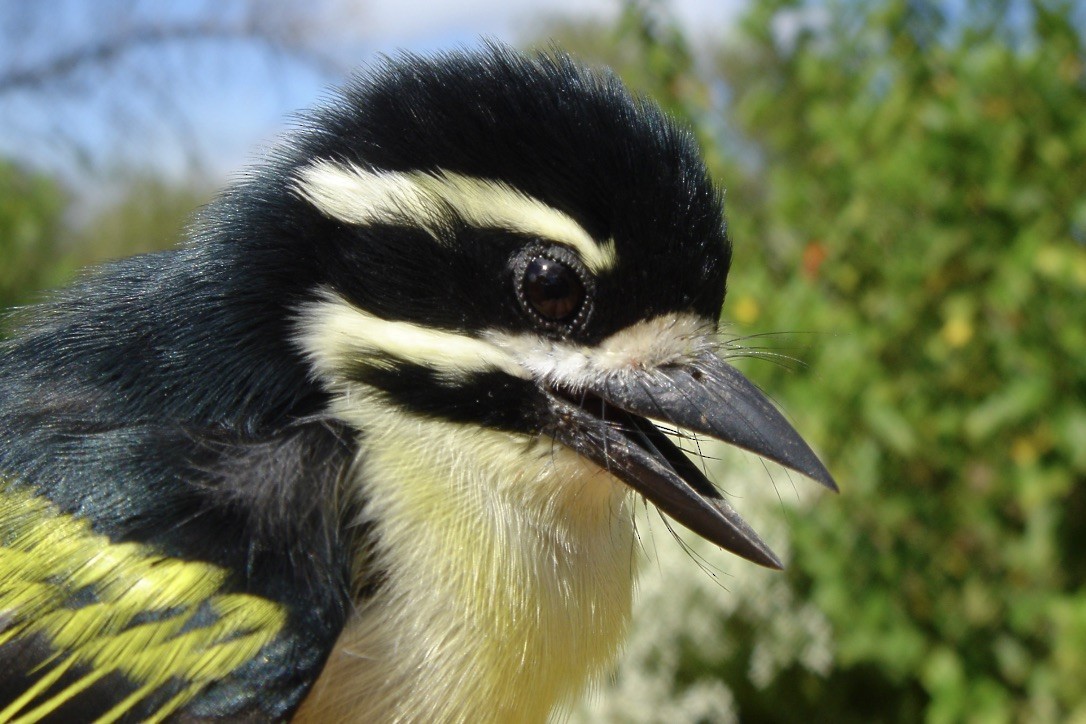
[{"left": 296, "top": 400, "right": 636, "bottom": 723}]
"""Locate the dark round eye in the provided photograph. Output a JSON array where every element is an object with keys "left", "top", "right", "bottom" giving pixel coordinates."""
[
  {"left": 512, "top": 244, "right": 594, "bottom": 334},
  {"left": 522, "top": 257, "right": 585, "bottom": 322}
]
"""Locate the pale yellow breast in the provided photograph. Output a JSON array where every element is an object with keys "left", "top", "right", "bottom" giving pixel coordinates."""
[{"left": 296, "top": 401, "right": 636, "bottom": 723}]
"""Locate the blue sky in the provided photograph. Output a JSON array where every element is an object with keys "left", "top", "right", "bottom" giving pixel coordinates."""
[{"left": 0, "top": 0, "right": 746, "bottom": 208}]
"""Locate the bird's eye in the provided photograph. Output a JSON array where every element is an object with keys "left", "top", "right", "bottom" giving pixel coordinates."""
[
  {"left": 512, "top": 244, "right": 593, "bottom": 333},
  {"left": 523, "top": 257, "right": 583, "bottom": 321}
]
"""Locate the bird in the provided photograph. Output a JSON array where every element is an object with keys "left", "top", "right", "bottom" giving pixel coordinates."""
[{"left": 0, "top": 44, "right": 835, "bottom": 723}]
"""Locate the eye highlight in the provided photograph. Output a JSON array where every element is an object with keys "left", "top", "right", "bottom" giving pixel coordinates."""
[{"left": 512, "top": 244, "right": 594, "bottom": 334}]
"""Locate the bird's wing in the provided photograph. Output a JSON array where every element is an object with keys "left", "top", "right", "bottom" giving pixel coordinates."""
[{"left": 0, "top": 483, "right": 295, "bottom": 723}]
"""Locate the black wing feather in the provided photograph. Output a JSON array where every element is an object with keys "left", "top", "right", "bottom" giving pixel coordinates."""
[{"left": 0, "top": 247, "right": 361, "bottom": 720}]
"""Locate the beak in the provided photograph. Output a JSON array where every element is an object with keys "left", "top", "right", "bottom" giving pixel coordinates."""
[{"left": 547, "top": 352, "right": 836, "bottom": 569}]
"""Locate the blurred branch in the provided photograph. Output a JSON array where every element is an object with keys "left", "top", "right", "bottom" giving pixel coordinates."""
[
  {"left": 3, "top": 22, "right": 294, "bottom": 93},
  {"left": 0, "top": 0, "right": 358, "bottom": 181},
  {"left": 0, "top": 0, "right": 351, "bottom": 91}
]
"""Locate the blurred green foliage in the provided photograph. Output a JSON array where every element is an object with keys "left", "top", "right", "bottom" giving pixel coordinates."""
[
  {"left": 0, "top": 169, "right": 208, "bottom": 326},
  {"left": 70, "top": 177, "right": 210, "bottom": 266},
  {"left": 548, "top": 0, "right": 1086, "bottom": 720},
  {"left": 719, "top": 2, "right": 1086, "bottom": 721},
  {"left": 0, "top": 161, "right": 68, "bottom": 309}
]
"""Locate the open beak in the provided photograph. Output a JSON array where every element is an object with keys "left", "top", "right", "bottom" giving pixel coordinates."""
[{"left": 547, "top": 352, "right": 836, "bottom": 569}]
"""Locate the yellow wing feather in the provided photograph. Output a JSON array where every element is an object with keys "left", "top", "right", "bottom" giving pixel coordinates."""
[{"left": 0, "top": 485, "right": 287, "bottom": 723}]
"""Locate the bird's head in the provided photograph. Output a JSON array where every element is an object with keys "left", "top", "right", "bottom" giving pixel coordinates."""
[{"left": 228, "top": 46, "right": 834, "bottom": 569}]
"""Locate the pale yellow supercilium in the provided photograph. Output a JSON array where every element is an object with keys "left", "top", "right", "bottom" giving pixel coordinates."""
[{"left": 293, "top": 162, "right": 618, "bottom": 274}]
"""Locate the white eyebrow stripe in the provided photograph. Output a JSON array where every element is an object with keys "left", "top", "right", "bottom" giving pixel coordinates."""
[
  {"left": 293, "top": 161, "right": 618, "bottom": 273},
  {"left": 293, "top": 292, "right": 528, "bottom": 383}
]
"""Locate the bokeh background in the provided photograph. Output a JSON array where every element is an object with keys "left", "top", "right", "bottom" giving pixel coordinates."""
[{"left": 2, "top": 0, "right": 1084, "bottom": 721}]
